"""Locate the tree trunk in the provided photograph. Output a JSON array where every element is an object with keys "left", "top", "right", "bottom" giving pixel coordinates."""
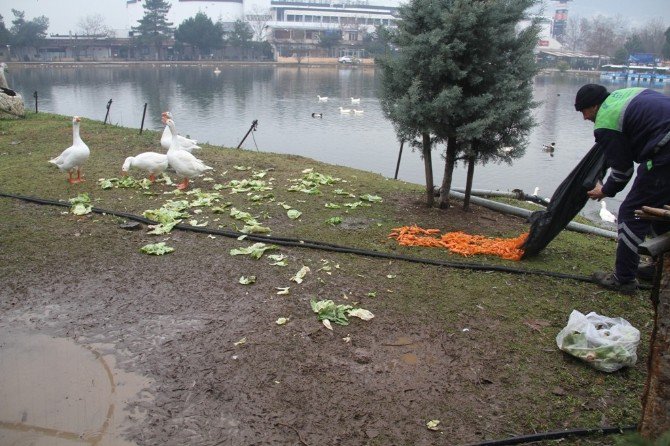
[
  {"left": 463, "top": 155, "right": 476, "bottom": 210},
  {"left": 421, "top": 132, "right": 434, "bottom": 207},
  {"left": 438, "top": 137, "right": 457, "bottom": 209},
  {"left": 639, "top": 252, "right": 670, "bottom": 439}
]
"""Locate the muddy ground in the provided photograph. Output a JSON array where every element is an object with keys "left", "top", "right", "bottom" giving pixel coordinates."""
[{"left": 0, "top": 193, "right": 647, "bottom": 446}]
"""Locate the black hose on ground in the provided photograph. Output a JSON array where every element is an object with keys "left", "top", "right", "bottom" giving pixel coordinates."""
[
  {"left": 463, "top": 424, "right": 637, "bottom": 446},
  {"left": 0, "top": 192, "right": 650, "bottom": 290}
]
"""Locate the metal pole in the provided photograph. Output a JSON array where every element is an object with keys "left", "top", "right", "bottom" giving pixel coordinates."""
[
  {"left": 139, "top": 103, "right": 148, "bottom": 134},
  {"left": 103, "top": 98, "right": 113, "bottom": 125},
  {"left": 33, "top": 91, "right": 38, "bottom": 113},
  {"left": 394, "top": 140, "right": 404, "bottom": 180},
  {"left": 236, "top": 119, "right": 258, "bottom": 149}
]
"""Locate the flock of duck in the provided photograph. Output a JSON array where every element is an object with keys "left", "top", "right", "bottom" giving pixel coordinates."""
[
  {"left": 48, "top": 111, "right": 212, "bottom": 190},
  {"left": 313, "top": 96, "right": 364, "bottom": 117}
]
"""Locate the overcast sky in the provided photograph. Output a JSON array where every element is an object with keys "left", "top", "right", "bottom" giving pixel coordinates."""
[{"left": 0, "top": 0, "right": 668, "bottom": 35}]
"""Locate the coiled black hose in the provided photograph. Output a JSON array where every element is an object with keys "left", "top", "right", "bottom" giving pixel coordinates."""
[{"left": 0, "top": 191, "right": 650, "bottom": 289}]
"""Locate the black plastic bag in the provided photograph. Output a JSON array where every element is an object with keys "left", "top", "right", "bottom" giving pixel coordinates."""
[{"left": 521, "top": 144, "right": 607, "bottom": 259}]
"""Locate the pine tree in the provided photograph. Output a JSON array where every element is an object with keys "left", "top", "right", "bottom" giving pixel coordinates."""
[
  {"left": 378, "top": 0, "right": 540, "bottom": 209},
  {"left": 132, "top": 0, "right": 174, "bottom": 60},
  {"left": 174, "top": 12, "right": 224, "bottom": 58}
]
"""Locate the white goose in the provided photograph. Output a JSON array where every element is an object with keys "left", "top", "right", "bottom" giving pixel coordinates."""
[
  {"left": 350, "top": 97, "right": 361, "bottom": 104},
  {"left": 339, "top": 107, "right": 352, "bottom": 114},
  {"left": 353, "top": 109, "right": 364, "bottom": 115},
  {"left": 213, "top": 67, "right": 221, "bottom": 74},
  {"left": 165, "top": 119, "right": 212, "bottom": 190},
  {"left": 160, "top": 111, "right": 201, "bottom": 152},
  {"left": 600, "top": 201, "right": 617, "bottom": 223},
  {"left": 49, "top": 116, "right": 90, "bottom": 184},
  {"left": 122, "top": 152, "right": 168, "bottom": 182},
  {"left": 317, "top": 95, "right": 329, "bottom": 103}
]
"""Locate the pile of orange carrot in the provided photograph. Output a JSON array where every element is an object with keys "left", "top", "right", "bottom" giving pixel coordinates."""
[{"left": 388, "top": 225, "right": 528, "bottom": 261}]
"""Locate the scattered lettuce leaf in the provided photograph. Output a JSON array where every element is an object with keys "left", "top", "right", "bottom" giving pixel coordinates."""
[
  {"left": 290, "top": 266, "right": 311, "bottom": 284},
  {"left": 287, "top": 209, "right": 302, "bottom": 219},
  {"left": 276, "top": 287, "right": 290, "bottom": 295},
  {"left": 276, "top": 317, "right": 289, "bottom": 325},
  {"left": 426, "top": 420, "right": 441, "bottom": 431},
  {"left": 348, "top": 308, "right": 375, "bottom": 320},
  {"left": 230, "top": 242, "right": 278, "bottom": 260},
  {"left": 360, "top": 194, "right": 383, "bottom": 203},
  {"left": 140, "top": 242, "right": 174, "bottom": 255},
  {"left": 239, "top": 275, "right": 256, "bottom": 285},
  {"left": 326, "top": 216, "right": 342, "bottom": 226}
]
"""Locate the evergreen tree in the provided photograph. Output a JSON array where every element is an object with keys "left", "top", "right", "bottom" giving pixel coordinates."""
[
  {"left": 0, "top": 15, "right": 11, "bottom": 46},
  {"left": 9, "top": 9, "right": 49, "bottom": 49},
  {"left": 175, "top": 12, "right": 224, "bottom": 58},
  {"left": 664, "top": 26, "right": 670, "bottom": 60},
  {"left": 132, "top": 0, "right": 174, "bottom": 60},
  {"left": 378, "top": 0, "right": 539, "bottom": 209},
  {"left": 226, "top": 20, "right": 253, "bottom": 59}
]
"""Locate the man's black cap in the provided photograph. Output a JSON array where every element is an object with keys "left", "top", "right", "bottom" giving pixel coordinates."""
[{"left": 574, "top": 84, "right": 609, "bottom": 111}]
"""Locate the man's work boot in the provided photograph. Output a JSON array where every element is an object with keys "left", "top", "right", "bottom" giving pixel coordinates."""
[
  {"left": 637, "top": 263, "right": 656, "bottom": 282},
  {"left": 592, "top": 271, "right": 638, "bottom": 295}
]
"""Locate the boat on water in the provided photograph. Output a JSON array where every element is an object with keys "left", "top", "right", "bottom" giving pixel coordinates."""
[{"left": 600, "top": 64, "right": 670, "bottom": 85}]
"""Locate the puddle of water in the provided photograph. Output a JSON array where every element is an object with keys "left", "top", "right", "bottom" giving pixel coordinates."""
[{"left": 0, "top": 326, "right": 151, "bottom": 446}]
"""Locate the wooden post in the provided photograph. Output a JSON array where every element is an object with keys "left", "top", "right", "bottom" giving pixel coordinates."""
[
  {"left": 33, "top": 91, "right": 38, "bottom": 113},
  {"left": 638, "top": 228, "right": 670, "bottom": 439},
  {"left": 639, "top": 252, "right": 670, "bottom": 438}
]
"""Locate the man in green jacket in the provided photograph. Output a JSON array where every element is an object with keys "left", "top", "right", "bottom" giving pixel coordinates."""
[{"left": 574, "top": 84, "right": 670, "bottom": 294}]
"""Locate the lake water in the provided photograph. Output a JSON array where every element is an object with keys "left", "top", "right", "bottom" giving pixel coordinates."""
[{"left": 9, "top": 64, "right": 670, "bottom": 220}]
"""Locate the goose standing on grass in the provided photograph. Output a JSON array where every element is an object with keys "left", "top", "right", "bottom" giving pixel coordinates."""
[
  {"left": 160, "top": 111, "right": 201, "bottom": 152},
  {"left": 122, "top": 152, "right": 168, "bottom": 182},
  {"left": 317, "top": 95, "right": 329, "bottom": 103},
  {"left": 339, "top": 107, "right": 352, "bottom": 114},
  {"left": 165, "top": 118, "right": 212, "bottom": 190},
  {"left": 49, "top": 116, "right": 90, "bottom": 184},
  {"left": 599, "top": 201, "right": 617, "bottom": 223},
  {"left": 350, "top": 97, "right": 361, "bottom": 104}
]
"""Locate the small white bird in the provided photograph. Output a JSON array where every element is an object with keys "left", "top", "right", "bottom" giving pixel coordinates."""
[
  {"left": 351, "top": 97, "right": 361, "bottom": 104},
  {"left": 600, "top": 201, "right": 617, "bottom": 223},
  {"left": 311, "top": 112, "right": 323, "bottom": 118},
  {"left": 353, "top": 109, "right": 364, "bottom": 115},
  {"left": 213, "top": 67, "right": 221, "bottom": 74},
  {"left": 339, "top": 107, "right": 352, "bottom": 114},
  {"left": 317, "top": 95, "right": 329, "bottom": 103},
  {"left": 160, "top": 111, "right": 201, "bottom": 152},
  {"left": 542, "top": 142, "right": 556, "bottom": 152},
  {"left": 532, "top": 187, "right": 540, "bottom": 196},
  {"left": 49, "top": 116, "right": 90, "bottom": 184},
  {"left": 122, "top": 152, "right": 168, "bottom": 182},
  {"left": 165, "top": 119, "right": 212, "bottom": 190}
]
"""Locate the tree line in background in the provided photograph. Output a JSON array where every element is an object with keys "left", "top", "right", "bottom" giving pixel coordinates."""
[{"left": 562, "top": 15, "right": 670, "bottom": 63}]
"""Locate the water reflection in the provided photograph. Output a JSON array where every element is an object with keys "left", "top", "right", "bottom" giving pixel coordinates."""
[{"left": 11, "top": 65, "right": 669, "bottom": 218}]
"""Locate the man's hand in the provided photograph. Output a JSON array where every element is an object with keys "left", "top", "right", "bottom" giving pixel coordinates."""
[{"left": 587, "top": 181, "right": 606, "bottom": 200}]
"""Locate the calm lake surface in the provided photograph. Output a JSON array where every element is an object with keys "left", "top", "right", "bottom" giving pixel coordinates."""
[{"left": 10, "top": 64, "right": 670, "bottom": 220}]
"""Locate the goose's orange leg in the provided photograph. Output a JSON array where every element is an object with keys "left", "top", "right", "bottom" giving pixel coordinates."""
[
  {"left": 177, "top": 178, "right": 190, "bottom": 190},
  {"left": 75, "top": 168, "right": 85, "bottom": 183},
  {"left": 67, "top": 171, "right": 77, "bottom": 184},
  {"left": 149, "top": 173, "right": 157, "bottom": 182}
]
